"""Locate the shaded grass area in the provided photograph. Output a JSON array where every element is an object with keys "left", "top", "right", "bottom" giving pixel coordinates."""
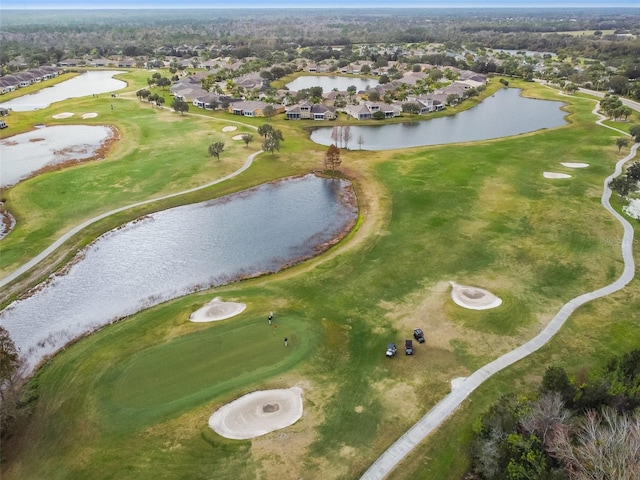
[{"left": 2, "top": 80, "right": 639, "bottom": 480}]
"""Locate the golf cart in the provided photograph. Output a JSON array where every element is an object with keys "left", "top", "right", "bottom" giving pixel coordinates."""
[
  {"left": 385, "top": 343, "right": 397, "bottom": 358},
  {"left": 413, "top": 328, "right": 425, "bottom": 343},
  {"left": 405, "top": 339, "right": 413, "bottom": 355}
]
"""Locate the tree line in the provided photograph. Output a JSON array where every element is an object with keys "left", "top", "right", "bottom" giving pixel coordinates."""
[{"left": 466, "top": 349, "right": 640, "bottom": 480}]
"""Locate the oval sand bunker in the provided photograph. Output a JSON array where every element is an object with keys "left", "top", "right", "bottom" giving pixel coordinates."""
[
  {"left": 222, "top": 125, "right": 238, "bottom": 132},
  {"left": 52, "top": 112, "right": 74, "bottom": 119},
  {"left": 450, "top": 282, "right": 502, "bottom": 310},
  {"left": 560, "top": 162, "right": 589, "bottom": 168},
  {"left": 189, "top": 297, "right": 246, "bottom": 322},
  {"left": 543, "top": 172, "right": 572, "bottom": 179},
  {"left": 209, "top": 387, "right": 303, "bottom": 439}
]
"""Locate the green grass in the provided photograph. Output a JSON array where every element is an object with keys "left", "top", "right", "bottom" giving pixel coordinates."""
[{"left": 2, "top": 74, "right": 639, "bottom": 480}]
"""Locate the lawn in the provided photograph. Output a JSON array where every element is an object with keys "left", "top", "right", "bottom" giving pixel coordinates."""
[{"left": 1, "top": 75, "right": 639, "bottom": 480}]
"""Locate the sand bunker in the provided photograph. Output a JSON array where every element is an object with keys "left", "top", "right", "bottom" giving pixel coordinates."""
[
  {"left": 52, "top": 112, "right": 74, "bottom": 119},
  {"left": 232, "top": 134, "right": 245, "bottom": 140},
  {"left": 189, "top": 297, "right": 246, "bottom": 322},
  {"left": 81, "top": 112, "right": 98, "bottom": 119},
  {"left": 209, "top": 387, "right": 304, "bottom": 439},
  {"left": 560, "top": 162, "right": 589, "bottom": 168},
  {"left": 543, "top": 172, "right": 572, "bottom": 179},
  {"left": 450, "top": 282, "right": 502, "bottom": 310},
  {"left": 222, "top": 125, "right": 238, "bottom": 132}
]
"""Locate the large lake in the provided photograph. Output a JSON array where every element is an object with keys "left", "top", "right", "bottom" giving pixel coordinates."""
[
  {"left": 0, "top": 174, "right": 357, "bottom": 371},
  {"left": 0, "top": 125, "right": 115, "bottom": 188},
  {"left": 310, "top": 88, "right": 567, "bottom": 150},
  {"left": 0, "top": 70, "right": 126, "bottom": 111},
  {"left": 286, "top": 75, "right": 379, "bottom": 92}
]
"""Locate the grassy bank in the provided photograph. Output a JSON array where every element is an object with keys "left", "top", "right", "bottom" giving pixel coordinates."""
[{"left": 1, "top": 76, "right": 639, "bottom": 480}]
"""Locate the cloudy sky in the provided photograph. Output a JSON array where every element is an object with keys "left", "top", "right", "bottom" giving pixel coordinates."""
[{"left": 1, "top": 0, "right": 637, "bottom": 8}]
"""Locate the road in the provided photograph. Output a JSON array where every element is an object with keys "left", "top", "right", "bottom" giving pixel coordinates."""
[{"left": 360, "top": 100, "right": 639, "bottom": 480}]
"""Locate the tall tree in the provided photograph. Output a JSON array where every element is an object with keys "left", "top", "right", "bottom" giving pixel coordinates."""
[
  {"left": 324, "top": 144, "right": 341, "bottom": 173},
  {"left": 0, "top": 327, "right": 22, "bottom": 441},
  {"left": 241, "top": 133, "right": 254, "bottom": 148},
  {"left": 208, "top": 142, "right": 225, "bottom": 160},
  {"left": 616, "top": 137, "right": 629, "bottom": 153},
  {"left": 263, "top": 105, "right": 276, "bottom": 120},
  {"left": 342, "top": 125, "right": 352, "bottom": 150},
  {"left": 171, "top": 98, "right": 189, "bottom": 115}
]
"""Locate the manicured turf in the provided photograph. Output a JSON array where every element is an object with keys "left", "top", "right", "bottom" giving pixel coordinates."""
[{"left": 1, "top": 75, "right": 639, "bottom": 480}]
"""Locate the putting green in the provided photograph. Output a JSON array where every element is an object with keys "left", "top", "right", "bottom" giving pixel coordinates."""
[{"left": 95, "top": 312, "right": 316, "bottom": 431}]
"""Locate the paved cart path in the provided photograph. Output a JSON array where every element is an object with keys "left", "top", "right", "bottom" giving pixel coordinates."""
[
  {"left": 0, "top": 150, "right": 261, "bottom": 288},
  {"left": 360, "top": 102, "right": 639, "bottom": 480}
]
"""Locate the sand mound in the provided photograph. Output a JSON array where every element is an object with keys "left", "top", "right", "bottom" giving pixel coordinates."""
[
  {"left": 52, "top": 112, "right": 74, "bottom": 119},
  {"left": 222, "top": 125, "right": 238, "bottom": 132},
  {"left": 543, "top": 172, "right": 572, "bottom": 179},
  {"left": 232, "top": 134, "right": 244, "bottom": 140},
  {"left": 450, "top": 282, "right": 502, "bottom": 310},
  {"left": 82, "top": 112, "right": 98, "bottom": 119},
  {"left": 209, "top": 387, "right": 304, "bottom": 439},
  {"left": 189, "top": 297, "right": 246, "bottom": 322},
  {"left": 560, "top": 162, "right": 589, "bottom": 168}
]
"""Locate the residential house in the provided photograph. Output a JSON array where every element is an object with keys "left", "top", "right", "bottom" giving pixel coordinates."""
[
  {"left": 229, "top": 100, "right": 284, "bottom": 117},
  {"left": 118, "top": 58, "right": 136, "bottom": 68},
  {"left": 58, "top": 59, "right": 80, "bottom": 67},
  {"left": 285, "top": 101, "right": 336, "bottom": 120},
  {"left": 192, "top": 94, "right": 238, "bottom": 110}
]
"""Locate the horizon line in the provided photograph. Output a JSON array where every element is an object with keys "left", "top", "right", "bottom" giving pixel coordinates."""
[{"left": 2, "top": 6, "right": 639, "bottom": 10}]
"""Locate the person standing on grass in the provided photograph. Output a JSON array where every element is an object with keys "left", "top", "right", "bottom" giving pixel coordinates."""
[
  {"left": 284, "top": 337, "right": 288, "bottom": 347},
  {"left": 268, "top": 312, "right": 273, "bottom": 325}
]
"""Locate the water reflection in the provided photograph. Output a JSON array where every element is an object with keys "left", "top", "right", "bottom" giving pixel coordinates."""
[
  {"left": 311, "top": 88, "right": 567, "bottom": 150},
  {"left": 0, "top": 175, "right": 357, "bottom": 371},
  {"left": 0, "top": 70, "right": 126, "bottom": 111},
  {"left": 0, "top": 125, "right": 115, "bottom": 188}
]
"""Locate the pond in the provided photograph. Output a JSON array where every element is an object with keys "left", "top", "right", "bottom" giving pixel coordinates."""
[
  {"left": 310, "top": 88, "right": 567, "bottom": 150},
  {"left": 0, "top": 125, "right": 115, "bottom": 188},
  {"left": 286, "top": 75, "right": 379, "bottom": 93},
  {"left": 0, "top": 70, "right": 126, "bottom": 112},
  {"left": 0, "top": 174, "right": 357, "bottom": 371}
]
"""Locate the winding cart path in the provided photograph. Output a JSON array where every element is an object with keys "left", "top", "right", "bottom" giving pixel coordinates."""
[
  {"left": 0, "top": 149, "right": 261, "bottom": 289},
  {"left": 360, "top": 101, "right": 639, "bottom": 480}
]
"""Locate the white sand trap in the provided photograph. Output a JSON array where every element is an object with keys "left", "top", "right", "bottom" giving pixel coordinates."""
[
  {"left": 232, "top": 134, "right": 244, "bottom": 140},
  {"left": 209, "top": 387, "right": 304, "bottom": 440},
  {"left": 561, "top": 162, "right": 589, "bottom": 168},
  {"left": 52, "top": 112, "right": 74, "bottom": 119},
  {"left": 81, "top": 112, "right": 98, "bottom": 119},
  {"left": 222, "top": 125, "right": 238, "bottom": 132},
  {"left": 543, "top": 172, "right": 572, "bottom": 179},
  {"left": 189, "top": 297, "right": 246, "bottom": 322},
  {"left": 450, "top": 282, "right": 502, "bottom": 310}
]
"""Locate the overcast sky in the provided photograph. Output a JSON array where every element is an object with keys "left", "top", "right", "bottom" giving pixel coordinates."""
[{"left": 1, "top": 0, "right": 638, "bottom": 9}]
